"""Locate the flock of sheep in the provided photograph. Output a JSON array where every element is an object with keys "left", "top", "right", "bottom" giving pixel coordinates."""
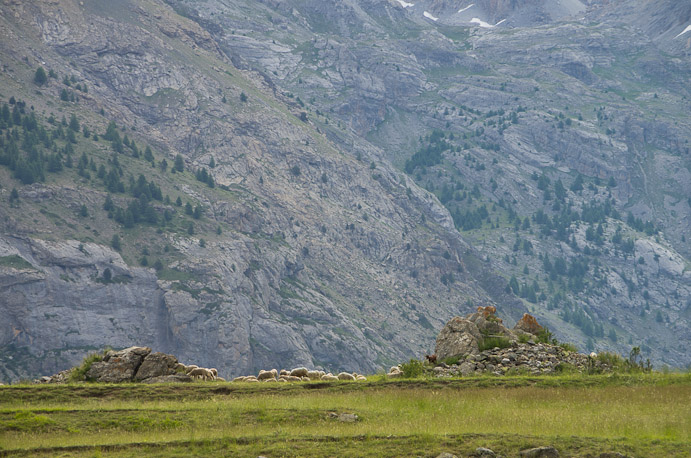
[
  {"left": 231, "top": 367, "right": 368, "bottom": 383},
  {"left": 176, "top": 364, "right": 223, "bottom": 381},
  {"left": 174, "top": 363, "right": 373, "bottom": 383}
]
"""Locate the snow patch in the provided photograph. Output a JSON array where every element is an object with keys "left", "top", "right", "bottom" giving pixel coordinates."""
[
  {"left": 424, "top": 11, "right": 439, "bottom": 21},
  {"left": 395, "top": 0, "right": 414, "bottom": 8},
  {"left": 469, "top": 17, "right": 505, "bottom": 28},
  {"left": 458, "top": 4, "right": 475, "bottom": 13},
  {"left": 675, "top": 25, "right": 691, "bottom": 39},
  {"left": 470, "top": 17, "right": 494, "bottom": 28}
]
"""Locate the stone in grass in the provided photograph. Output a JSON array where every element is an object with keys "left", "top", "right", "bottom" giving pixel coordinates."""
[
  {"left": 327, "top": 412, "right": 358, "bottom": 422},
  {"left": 519, "top": 446, "right": 559, "bottom": 458},
  {"left": 473, "top": 447, "right": 497, "bottom": 457},
  {"left": 435, "top": 453, "right": 458, "bottom": 458}
]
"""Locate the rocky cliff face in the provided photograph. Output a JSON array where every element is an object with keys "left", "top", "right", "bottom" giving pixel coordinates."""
[
  {"left": 160, "top": 0, "right": 691, "bottom": 368},
  {"left": 0, "top": 0, "right": 688, "bottom": 382},
  {"left": 0, "top": 0, "right": 528, "bottom": 382}
]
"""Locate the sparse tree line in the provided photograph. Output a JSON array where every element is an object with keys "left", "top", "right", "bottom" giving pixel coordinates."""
[{"left": 0, "top": 96, "right": 212, "bottom": 237}]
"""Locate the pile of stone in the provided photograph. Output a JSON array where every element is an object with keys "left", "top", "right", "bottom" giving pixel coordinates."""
[
  {"left": 233, "top": 367, "right": 367, "bottom": 383},
  {"left": 431, "top": 308, "right": 611, "bottom": 377},
  {"left": 36, "top": 346, "right": 218, "bottom": 384},
  {"left": 432, "top": 342, "right": 609, "bottom": 377}
]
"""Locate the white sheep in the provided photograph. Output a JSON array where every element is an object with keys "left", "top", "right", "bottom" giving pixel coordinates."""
[
  {"left": 321, "top": 374, "right": 339, "bottom": 381},
  {"left": 232, "top": 376, "right": 247, "bottom": 382},
  {"left": 257, "top": 369, "right": 275, "bottom": 381},
  {"left": 290, "top": 367, "right": 308, "bottom": 377},
  {"left": 188, "top": 367, "right": 213, "bottom": 381},
  {"left": 338, "top": 372, "right": 356, "bottom": 381},
  {"left": 307, "top": 370, "right": 321, "bottom": 380}
]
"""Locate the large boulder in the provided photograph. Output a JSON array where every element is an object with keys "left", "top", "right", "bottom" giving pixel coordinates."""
[
  {"left": 134, "top": 352, "right": 179, "bottom": 381},
  {"left": 467, "top": 312, "right": 516, "bottom": 340},
  {"left": 435, "top": 317, "right": 482, "bottom": 360},
  {"left": 514, "top": 313, "right": 543, "bottom": 336},
  {"left": 85, "top": 346, "right": 151, "bottom": 383}
]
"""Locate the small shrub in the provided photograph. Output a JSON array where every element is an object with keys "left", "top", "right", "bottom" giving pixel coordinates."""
[
  {"left": 441, "top": 356, "right": 460, "bottom": 366},
  {"left": 478, "top": 336, "right": 511, "bottom": 351},
  {"left": 518, "top": 333, "right": 531, "bottom": 344},
  {"left": 559, "top": 342, "right": 578, "bottom": 353},
  {"left": 597, "top": 351, "right": 625, "bottom": 369},
  {"left": 536, "top": 327, "right": 556, "bottom": 345},
  {"left": 400, "top": 359, "right": 424, "bottom": 378},
  {"left": 68, "top": 351, "right": 107, "bottom": 382}
]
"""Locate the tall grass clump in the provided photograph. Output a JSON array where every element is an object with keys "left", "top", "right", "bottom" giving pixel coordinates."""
[
  {"left": 400, "top": 359, "right": 425, "bottom": 378},
  {"left": 478, "top": 336, "right": 511, "bottom": 351},
  {"left": 68, "top": 350, "right": 107, "bottom": 382}
]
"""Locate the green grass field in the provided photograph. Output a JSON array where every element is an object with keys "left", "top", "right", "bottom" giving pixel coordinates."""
[{"left": 1, "top": 373, "right": 689, "bottom": 457}]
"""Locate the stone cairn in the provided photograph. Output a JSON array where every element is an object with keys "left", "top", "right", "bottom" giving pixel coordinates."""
[{"left": 387, "top": 307, "right": 612, "bottom": 378}]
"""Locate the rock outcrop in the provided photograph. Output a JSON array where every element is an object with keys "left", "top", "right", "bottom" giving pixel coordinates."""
[
  {"left": 86, "top": 347, "right": 153, "bottom": 383},
  {"left": 435, "top": 308, "right": 518, "bottom": 361},
  {"left": 432, "top": 311, "right": 613, "bottom": 376},
  {"left": 514, "top": 313, "right": 543, "bottom": 336},
  {"left": 36, "top": 347, "right": 220, "bottom": 384}
]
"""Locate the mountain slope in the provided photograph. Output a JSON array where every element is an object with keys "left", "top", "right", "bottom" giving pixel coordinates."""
[
  {"left": 161, "top": 0, "right": 691, "bottom": 367},
  {"left": 0, "top": 0, "right": 527, "bottom": 381}
]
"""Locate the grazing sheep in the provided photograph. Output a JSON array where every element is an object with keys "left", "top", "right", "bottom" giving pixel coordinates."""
[
  {"left": 257, "top": 369, "right": 275, "bottom": 381},
  {"left": 356, "top": 375, "right": 367, "bottom": 381},
  {"left": 387, "top": 366, "right": 403, "bottom": 378},
  {"left": 232, "top": 376, "right": 247, "bottom": 382},
  {"left": 174, "top": 363, "right": 187, "bottom": 372},
  {"left": 209, "top": 368, "right": 218, "bottom": 379},
  {"left": 338, "top": 372, "right": 356, "bottom": 381},
  {"left": 301, "top": 376, "right": 311, "bottom": 382},
  {"left": 188, "top": 367, "right": 213, "bottom": 381},
  {"left": 307, "top": 370, "right": 321, "bottom": 380},
  {"left": 590, "top": 352, "right": 598, "bottom": 358},
  {"left": 215, "top": 377, "right": 226, "bottom": 382},
  {"left": 185, "top": 364, "right": 198, "bottom": 372},
  {"left": 290, "top": 367, "right": 308, "bottom": 377},
  {"left": 321, "top": 374, "right": 339, "bottom": 381},
  {"left": 264, "top": 378, "right": 277, "bottom": 383},
  {"left": 280, "top": 369, "right": 289, "bottom": 376}
]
